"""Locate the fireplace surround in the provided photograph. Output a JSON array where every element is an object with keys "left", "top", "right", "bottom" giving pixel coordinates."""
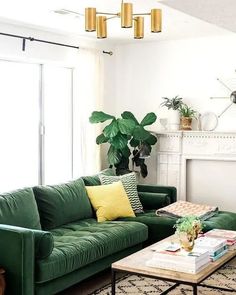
[{"left": 156, "top": 131, "right": 236, "bottom": 211}]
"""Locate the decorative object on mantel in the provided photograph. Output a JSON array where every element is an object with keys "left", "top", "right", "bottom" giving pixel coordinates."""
[
  {"left": 179, "top": 103, "right": 196, "bottom": 130},
  {"left": 89, "top": 111, "right": 157, "bottom": 177},
  {"left": 173, "top": 215, "right": 203, "bottom": 252},
  {"left": 159, "top": 118, "right": 168, "bottom": 130},
  {"left": 160, "top": 96, "right": 183, "bottom": 131},
  {"left": 200, "top": 112, "right": 218, "bottom": 131},
  {"left": 210, "top": 77, "right": 236, "bottom": 118}
]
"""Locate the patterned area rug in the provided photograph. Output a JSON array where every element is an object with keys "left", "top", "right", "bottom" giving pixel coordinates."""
[{"left": 90, "top": 258, "right": 236, "bottom": 294}]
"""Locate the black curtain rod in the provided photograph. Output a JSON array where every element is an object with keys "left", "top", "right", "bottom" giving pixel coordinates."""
[{"left": 0, "top": 32, "right": 113, "bottom": 55}]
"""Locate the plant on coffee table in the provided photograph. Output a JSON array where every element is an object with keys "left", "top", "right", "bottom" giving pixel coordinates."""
[{"left": 174, "top": 216, "right": 203, "bottom": 251}]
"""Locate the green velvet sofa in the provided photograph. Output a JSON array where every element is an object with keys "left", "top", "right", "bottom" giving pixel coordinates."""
[{"left": 0, "top": 169, "right": 236, "bottom": 295}]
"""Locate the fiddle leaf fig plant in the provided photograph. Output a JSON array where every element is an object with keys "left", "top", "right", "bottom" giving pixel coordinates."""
[{"left": 89, "top": 111, "right": 157, "bottom": 177}]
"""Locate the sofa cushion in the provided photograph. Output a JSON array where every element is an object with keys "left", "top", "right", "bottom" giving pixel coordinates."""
[
  {"left": 138, "top": 192, "right": 171, "bottom": 210},
  {"left": 119, "top": 210, "right": 176, "bottom": 244},
  {"left": 82, "top": 168, "right": 115, "bottom": 186},
  {"left": 35, "top": 219, "right": 148, "bottom": 283},
  {"left": 33, "top": 178, "right": 93, "bottom": 230},
  {"left": 86, "top": 181, "right": 135, "bottom": 222},
  {"left": 0, "top": 188, "right": 41, "bottom": 229},
  {"left": 119, "top": 210, "right": 236, "bottom": 244},
  {"left": 100, "top": 173, "right": 144, "bottom": 213},
  {"left": 33, "top": 229, "right": 54, "bottom": 259}
]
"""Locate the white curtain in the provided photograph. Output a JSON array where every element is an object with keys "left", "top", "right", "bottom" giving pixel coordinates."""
[{"left": 73, "top": 49, "right": 104, "bottom": 177}]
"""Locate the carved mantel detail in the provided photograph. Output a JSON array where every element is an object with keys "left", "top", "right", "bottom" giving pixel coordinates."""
[{"left": 155, "top": 131, "right": 236, "bottom": 200}]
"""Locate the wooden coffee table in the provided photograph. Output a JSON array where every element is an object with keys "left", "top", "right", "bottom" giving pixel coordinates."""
[{"left": 111, "top": 236, "right": 236, "bottom": 295}]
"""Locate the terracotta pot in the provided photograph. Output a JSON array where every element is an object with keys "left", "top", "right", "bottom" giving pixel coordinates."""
[{"left": 180, "top": 117, "right": 192, "bottom": 130}]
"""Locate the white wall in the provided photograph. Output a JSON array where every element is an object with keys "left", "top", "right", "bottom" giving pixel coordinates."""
[{"left": 103, "top": 34, "right": 236, "bottom": 183}]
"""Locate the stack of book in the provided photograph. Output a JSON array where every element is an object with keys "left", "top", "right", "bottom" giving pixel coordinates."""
[
  {"left": 146, "top": 243, "right": 210, "bottom": 274},
  {"left": 204, "top": 229, "right": 236, "bottom": 246},
  {"left": 194, "top": 236, "right": 228, "bottom": 261}
]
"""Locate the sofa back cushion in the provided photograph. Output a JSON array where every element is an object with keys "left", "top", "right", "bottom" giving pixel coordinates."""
[
  {"left": 82, "top": 168, "right": 115, "bottom": 186},
  {"left": 0, "top": 188, "right": 41, "bottom": 229},
  {"left": 33, "top": 178, "right": 93, "bottom": 230}
]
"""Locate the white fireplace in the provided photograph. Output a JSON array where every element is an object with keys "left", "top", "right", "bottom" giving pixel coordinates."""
[{"left": 156, "top": 131, "right": 236, "bottom": 212}]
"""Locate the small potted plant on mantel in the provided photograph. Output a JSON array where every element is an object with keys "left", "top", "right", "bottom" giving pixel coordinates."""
[
  {"left": 179, "top": 104, "right": 196, "bottom": 130},
  {"left": 160, "top": 96, "right": 183, "bottom": 130}
]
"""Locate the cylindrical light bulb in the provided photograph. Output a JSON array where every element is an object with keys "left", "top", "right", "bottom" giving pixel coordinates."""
[
  {"left": 151, "top": 9, "right": 162, "bottom": 33},
  {"left": 97, "top": 16, "right": 107, "bottom": 39},
  {"left": 134, "top": 16, "right": 144, "bottom": 39},
  {"left": 121, "top": 3, "right": 133, "bottom": 28},
  {"left": 85, "top": 8, "right": 96, "bottom": 32}
]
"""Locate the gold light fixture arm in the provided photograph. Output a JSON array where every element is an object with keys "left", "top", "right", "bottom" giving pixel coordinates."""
[
  {"left": 97, "top": 12, "right": 119, "bottom": 16},
  {"left": 133, "top": 13, "right": 151, "bottom": 16},
  {"left": 105, "top": 15, "right": 120, "bottom": 21}
]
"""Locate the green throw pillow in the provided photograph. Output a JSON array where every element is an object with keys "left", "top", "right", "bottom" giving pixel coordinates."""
[
  {"left": 99, "top": 172, "right": 144, "bottom": 213},
  {"left": 82, "top": 168, "right": 115, "bottom": 186},
  {"left": 0, "top": 188, "right": 41, "bottom": 229},
  {"left": 33, "top": 178, "right": 93, "bottom": 230}
]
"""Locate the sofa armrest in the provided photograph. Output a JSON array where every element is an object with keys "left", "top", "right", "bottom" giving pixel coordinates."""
[
  {"left": 137, "top": 184, "right": 177, "bottom": 206},
  {"left": 0, "top": 224, "right": 34, "bottom": 295},
  {"left": 138, "top": 192, "right": 171, "bottom": 210}
]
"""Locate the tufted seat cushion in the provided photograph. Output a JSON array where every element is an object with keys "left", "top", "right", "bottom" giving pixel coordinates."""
[
  {"left": 119, "top": 210, "right": 236, "bottom": 244},
  {"left": 35, "top": 219, "right": 148, "bottom": 283}
]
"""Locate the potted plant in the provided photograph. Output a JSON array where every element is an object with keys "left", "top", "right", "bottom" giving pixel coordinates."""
[
  {"left": 174, "top": 216, "right": 203, "bottom": 252},
  {"left": 89, "top": 111, "right": 157, "bottom": 178},
  {"left": 161, "top": 96, "right": 183, "bottom": 130},
  {"left": 179, "top": 104, "right": 196, "bottom": 130}
]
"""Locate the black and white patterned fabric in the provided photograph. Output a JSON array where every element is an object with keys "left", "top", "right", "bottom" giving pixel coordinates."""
[{"left": 99, "top": 172, "right": 143, "bottom": 214}]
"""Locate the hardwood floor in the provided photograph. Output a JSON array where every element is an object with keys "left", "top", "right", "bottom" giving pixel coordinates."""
[{"left": 59, "top": 269, "right": 112, "bottom": 295}]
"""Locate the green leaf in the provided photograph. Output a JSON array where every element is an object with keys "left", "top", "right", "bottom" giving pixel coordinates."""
[
  {"left": 121, "top": 111, "right": 139, "bottom": 125},
  {"left": 140, "top": 112, "right": 157, "bottom": 126},
  {"left": 103, "top": 120, "right": 119, "bottom": 138},
  {"left": 96, "top": 133, "right": 108, "bottom": 144},
  {"left": 107, "top": 146, "right": 122, "bottom": 165},
  {"left": 121, "top": 145, "right": 131, "bottom": 158},
  {"left": 133, "top": 126, "right": 150, "bottom": 141},
  {"left": 89, "top": 111, "right": 114, "bottom": 123},
  {"left": 109, "top": 133, "right": 128, "bottom": 150},
  {"left": 117, "top": 118, "right": 135, "bottom": 135},
  {"left": 130, "top": 138, "right": 139, "bottom": 147},
  {"left": 145, "top": 134, "right": 157, "bottom": 145}
]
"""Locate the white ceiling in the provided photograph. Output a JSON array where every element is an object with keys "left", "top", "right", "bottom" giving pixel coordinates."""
[
  {"left": 161, "top": 0, "right": 236, "bottom": 34},
  {"left": 0, "top": 0, "right": 232, "bottom": 43}
]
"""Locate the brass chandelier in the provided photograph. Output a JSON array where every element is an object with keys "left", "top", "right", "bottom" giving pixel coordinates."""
[{"left": 85, "top": 1, "right": 162, "bottom": 39}]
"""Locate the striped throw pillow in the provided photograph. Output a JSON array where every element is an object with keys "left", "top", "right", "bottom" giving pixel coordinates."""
[{"left": 99, "top": 173, "right": 144, "bottom": 213}]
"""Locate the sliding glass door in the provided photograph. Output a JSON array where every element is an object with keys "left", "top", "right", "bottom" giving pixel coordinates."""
[
  {"left": 43, "top": 66, "right": 73, "bottom": 184},
  {"left": 0, "top": 60, "right": 74, "bottom": 192},
  {"left": 0, "top": 60, "right": 39, "bottom": 192}
]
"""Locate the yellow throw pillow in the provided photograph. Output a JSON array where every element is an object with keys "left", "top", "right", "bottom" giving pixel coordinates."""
[{"left": 86, "top": 181, "right": 135, "bottom": 222}]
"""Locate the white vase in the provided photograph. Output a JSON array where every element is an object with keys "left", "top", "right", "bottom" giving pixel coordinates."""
[{"left": 168, "top": 110, "right": 180, "bottom": 131}]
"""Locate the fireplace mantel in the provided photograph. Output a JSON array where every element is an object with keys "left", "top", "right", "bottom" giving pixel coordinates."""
[{"left": 155, "top": 131, "right": 236, "bottom": 207}]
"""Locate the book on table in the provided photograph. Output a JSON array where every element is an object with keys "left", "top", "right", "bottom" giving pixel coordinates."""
[
  {"left": 147, "top": 242, "right": 210, "bottom": 274},
  {"left": 194, "top": 236, "right": 227, "bottom": 253},
  {"left": 194, "top": 236, "right": 228, "bottom": 261},
  {"left": 204, "top": 229, "right": 236, "bottom": 245}
]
